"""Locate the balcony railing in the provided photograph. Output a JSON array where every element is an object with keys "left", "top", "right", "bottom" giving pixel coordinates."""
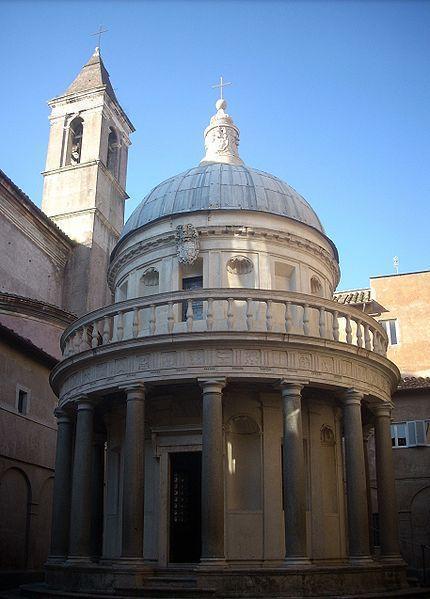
[{"left": 61, "top": 289, "right": 388, "bottom": 359}]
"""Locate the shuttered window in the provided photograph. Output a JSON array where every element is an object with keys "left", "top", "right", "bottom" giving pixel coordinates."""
[{"left": 391, "top": 420, "right": 430, "bottom": 447}]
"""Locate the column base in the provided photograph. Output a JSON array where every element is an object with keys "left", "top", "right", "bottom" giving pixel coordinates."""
[
  {"left": 282, "top": 557, "right": 312, "bottom": 567},
  {"left": 199, "top": 557, "right": 228, "bottom": 570},
  {"left": 379, "top": 553, "right": 405, "bottom": 565},
  {"left": 348, "top": 555, "right": 374, "bottom": 565},
  {"left": 65, "top": 556, "right": 94, "bottom": 566},
  {"left": 115, "top": 557, "right": 152, "bottom": 570},
  {"left": 45, "top": 555, "right": 67, "bottom": 565}
]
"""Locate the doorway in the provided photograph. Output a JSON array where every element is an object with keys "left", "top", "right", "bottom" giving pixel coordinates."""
[{"left": 169, "top": 451, "right": 202, "bottom": 563}]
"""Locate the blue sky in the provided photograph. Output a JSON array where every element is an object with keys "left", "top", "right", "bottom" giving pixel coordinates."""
[{"left": 2, "top": 0, "right": 429, "bottom": 290}]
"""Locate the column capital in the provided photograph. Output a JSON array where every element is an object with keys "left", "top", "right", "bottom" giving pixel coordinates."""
[
  {"left": 54, "top": 407, "right": 72, "bottom": 423},
  {"left": 120, "top": 383, "right": 146, "bottom": 401},
  {"left": 198, "top": 377, "right": 227, "bottom": 394},
  {"left": 73, "top": 396, "right": 95, "bottom": 411},
  {"left": 343, "top": 388, "right": 364, "bottom": 406},
  {"left": 278, "top": 380, "right": 306, "bottom": 397},
  {"left": 371, "top": 402, "right": 393, "bottom": 419}
]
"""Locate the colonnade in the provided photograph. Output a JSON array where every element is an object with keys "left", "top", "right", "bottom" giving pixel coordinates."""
[{"left": 48, "top": 380, "right": 401, "bottom": 566}]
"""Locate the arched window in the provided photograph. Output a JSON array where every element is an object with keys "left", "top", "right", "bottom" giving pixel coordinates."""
[
  {"left": 107, "top": 128, "right": 119, "bottom": 177},
  {"left": 67, "top": 117, "right": 83, "bottom": 165}
]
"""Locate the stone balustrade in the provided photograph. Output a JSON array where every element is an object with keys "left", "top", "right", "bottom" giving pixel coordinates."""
[{"left": 61, "top": 289, "right": 388, "bottom": 359}]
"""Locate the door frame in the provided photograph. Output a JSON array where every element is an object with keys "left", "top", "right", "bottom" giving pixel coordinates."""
[{"left": 151, "top": 426, "right": 202, "bottom": 567}]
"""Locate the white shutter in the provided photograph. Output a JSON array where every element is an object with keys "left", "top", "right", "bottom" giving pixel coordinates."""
[
  {"left": 407, "top": 421, "right": 417, "bottom": 447},
  {"left": 415, "top": 420, "right": 426, "bottom": 445}
]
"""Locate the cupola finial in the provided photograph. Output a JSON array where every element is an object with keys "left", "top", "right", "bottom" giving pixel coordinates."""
[{"left": 200, "top": 79, "right": 243, "bottom": 166}]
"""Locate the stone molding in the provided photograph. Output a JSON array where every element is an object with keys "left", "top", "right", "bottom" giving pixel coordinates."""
[
  {"left": 108, "top": 224, "right": 340, "bottom": 291},
  {"left": 0, "top": 292, "right": 76, "bottom": 326},
  {"left": 52, "top": 335, "right": 398, "bottom": 407}
]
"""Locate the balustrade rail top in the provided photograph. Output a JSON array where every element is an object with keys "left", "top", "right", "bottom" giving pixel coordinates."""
[{"left": 60, "top": 288, "right": 388, "bottom": 350}]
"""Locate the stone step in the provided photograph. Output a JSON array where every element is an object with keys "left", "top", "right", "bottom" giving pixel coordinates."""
[{"left": 114, "top": 586, "right": 216, "bottom": 598}]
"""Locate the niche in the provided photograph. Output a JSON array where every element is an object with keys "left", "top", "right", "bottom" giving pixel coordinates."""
[
  {"left": 139, "top": 268, "right": 159, "bottom": 296},
  {"left": 311, "top": 276, "right": 324, "bottom": 297},
  {"left": 274, "top": 261, "right": 295, "bottom": 291},
  {"left": 226, "top": 415, "right": 262, "bottom": 511},
  {"left": 226, "top": 255, "right": 254, "bottom": 288}
]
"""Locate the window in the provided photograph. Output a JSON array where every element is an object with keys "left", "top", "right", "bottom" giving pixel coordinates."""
[
  {"left": 182, "top": 276, "right": 203, "bottom": 321},
  {"left": 16, "top": 386, "right": 30, "bottom": 415},
  {"left": 67, "top": 116, "right": 83, "bottom": 165},
  {"left": 107, "top": 127, "right": 119, "bottom": 177},
  {"left": 391, "top": 421, "right": 430, "bottom": 447},
  {"left": 117, "top": 280, "right": 128, "bottom": 302},
  {"left": 379, "top": 319, "right": 398, "bottom": 345}
]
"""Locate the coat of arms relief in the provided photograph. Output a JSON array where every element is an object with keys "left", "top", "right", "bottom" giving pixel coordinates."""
[{"left": 175, "top": 224, "right": 200, "bottom": 264}]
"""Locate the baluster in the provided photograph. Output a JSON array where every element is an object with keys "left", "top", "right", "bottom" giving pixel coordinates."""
[
  {"left": 206, "top": 298, "right": 214, "bottom": 331},
  {"left": 345, "top": 314, "right": 352, "bottom": 344},
  {"left": 149, "top": 304, "right": 156, "bottom": 335},
  {"left": 319, "top": 307, "right": 326, "bottom": 338},
  {"left": 74, "top": 330, "right": 81, "bottom": 354},
  {"left": 266, "top": 300, "right": 273, "bottom": 332},
  {"left": 91, "top": 321, "right": 99, "bottom": 348},
  {"left": 227, "top": 298, "right": 234, "bottom": 331},
  {"left": 132, "top": 307, "right": 139, "bottom": 338},
  {"left": 332, "top": 310, "right": 339, "bottom": 341},
  {"left": 285, "top": 301, "right": 292, "bottom": 333},
  {"left": 186, "top": 299, "right": 194, "bottom": 332},
  {"left": 356, "top": 319, "right": 363, "bottom": 348},
  {"left": 81, "top": 325, "right": 91, "bottom": 351},
  {"left": 116, "top": 311, "right": 124, "bottom": 341},
  {"left": 167, "top": 301, "right": 174, "bottom": 334},
  {"left": 246, "top": 298, "right": 254, "bottom": 331},
  {"left": 364, "top": 323, "right": 371, "bottom": 350},
  {"left": 102, "top": 316, "right": 111, "bottom": 345},
  {"left": 303, "top": 304, "right": 310, "bottom": 336}
]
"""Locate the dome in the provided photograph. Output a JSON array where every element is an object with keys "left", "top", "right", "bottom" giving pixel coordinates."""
[{"left": 120, "top": 162, "right": 325, "bottom": 240}]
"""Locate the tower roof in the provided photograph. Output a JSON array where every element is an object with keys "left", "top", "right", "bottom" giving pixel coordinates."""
[{"left": 63, "top": 47, "right": 119, "bottom": 103}]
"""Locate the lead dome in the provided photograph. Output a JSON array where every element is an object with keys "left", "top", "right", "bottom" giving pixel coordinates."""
[{"left": 119, "top": 98, "right": 324, "bottom": 242}]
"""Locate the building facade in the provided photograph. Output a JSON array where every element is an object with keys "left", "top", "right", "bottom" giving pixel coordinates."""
[
  {"left": 24, "top": 95, "right": 411, "bottom": 598},
  {"left": 336, "top": 271, "right": 430, "bottom": 579},
  {"left": 0, "top": 49, "right": 133, "bottom": 586}
]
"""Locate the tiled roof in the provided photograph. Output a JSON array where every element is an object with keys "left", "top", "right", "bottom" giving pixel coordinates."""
[
  {"left": 398, "top": 377, "right": 430, "bottom": 390},
  {"left": 64, "top": 47, "right": 118, "bottom": 104},
  {"left": 333, "top": 289, "right": 371, "bottom": 305},
  {"left": 0, "top": 322, "right": 58, "bottom": 367}
]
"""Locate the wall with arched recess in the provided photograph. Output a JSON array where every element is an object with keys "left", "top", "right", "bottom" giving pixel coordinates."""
[{"left": 0, "top": 467, "right": 31, "bottom": 570}]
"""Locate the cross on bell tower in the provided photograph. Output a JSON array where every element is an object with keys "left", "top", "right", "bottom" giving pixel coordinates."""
[{"left": 211, "top": 76, "right": 232, "bottom": 100}]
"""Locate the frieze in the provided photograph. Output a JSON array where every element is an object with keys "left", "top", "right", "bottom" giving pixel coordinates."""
[
  {"left": 107, "top": 225, "right": 340, "bottom": 290},
  {"left": 57, "top": 342, "right": 396, "bottom": 406}
]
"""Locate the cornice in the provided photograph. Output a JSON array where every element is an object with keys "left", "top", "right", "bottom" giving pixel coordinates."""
[
  {"left": 0, "top": 292, "right": 76, "bottom": 327},
  {"left": 0, "top": 180, "right": 73, "bottom": 269},
  {"left": 107, "top": 225, "right": 340, "bottom": 290}
]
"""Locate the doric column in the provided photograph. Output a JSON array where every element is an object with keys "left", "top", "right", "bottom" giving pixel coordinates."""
[
  {"left": 91, "top": 432, "right": 105, "bottom": 560},
  {"left": 199, "top": 378, "right": 226, "bottom": 564},
  {"left": 343, "top": 389, "right": 371, "bottom": 562},
  {"left": 280, "top": 381, "right": 310, "bottom": 564},
  {"left": 372, "top": 403, "right": 401, "bottom": 560},
  {"left": 48, "top": 408, "right": 73, "bottom": 562},
  {"left": 69, "top": 397, "right": 95, "bottom": 561},
  {"left": 121, "top": 384, "right": 146, "bottom": 560},
  {"left": 362, "top": 426, "right": 375, "bottom": 554}
]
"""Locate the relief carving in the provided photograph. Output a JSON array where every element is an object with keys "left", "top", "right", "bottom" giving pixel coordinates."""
[{"left": 176, "top": 224, "right": 199, "bottom": 265}]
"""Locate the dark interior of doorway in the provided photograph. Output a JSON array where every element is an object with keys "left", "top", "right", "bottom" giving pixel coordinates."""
[{"left": 169, "top": 451, "right": 202, "bottom": 563}]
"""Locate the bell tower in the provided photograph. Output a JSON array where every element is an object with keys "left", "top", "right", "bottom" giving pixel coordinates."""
[{"left": 41, "top": 47, "right": 135, "bottom": 315}]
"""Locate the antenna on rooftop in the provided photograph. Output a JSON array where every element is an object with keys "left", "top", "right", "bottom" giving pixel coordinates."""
[{"left": 393, "top": 256, "right": 399, "bottom": 275}]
